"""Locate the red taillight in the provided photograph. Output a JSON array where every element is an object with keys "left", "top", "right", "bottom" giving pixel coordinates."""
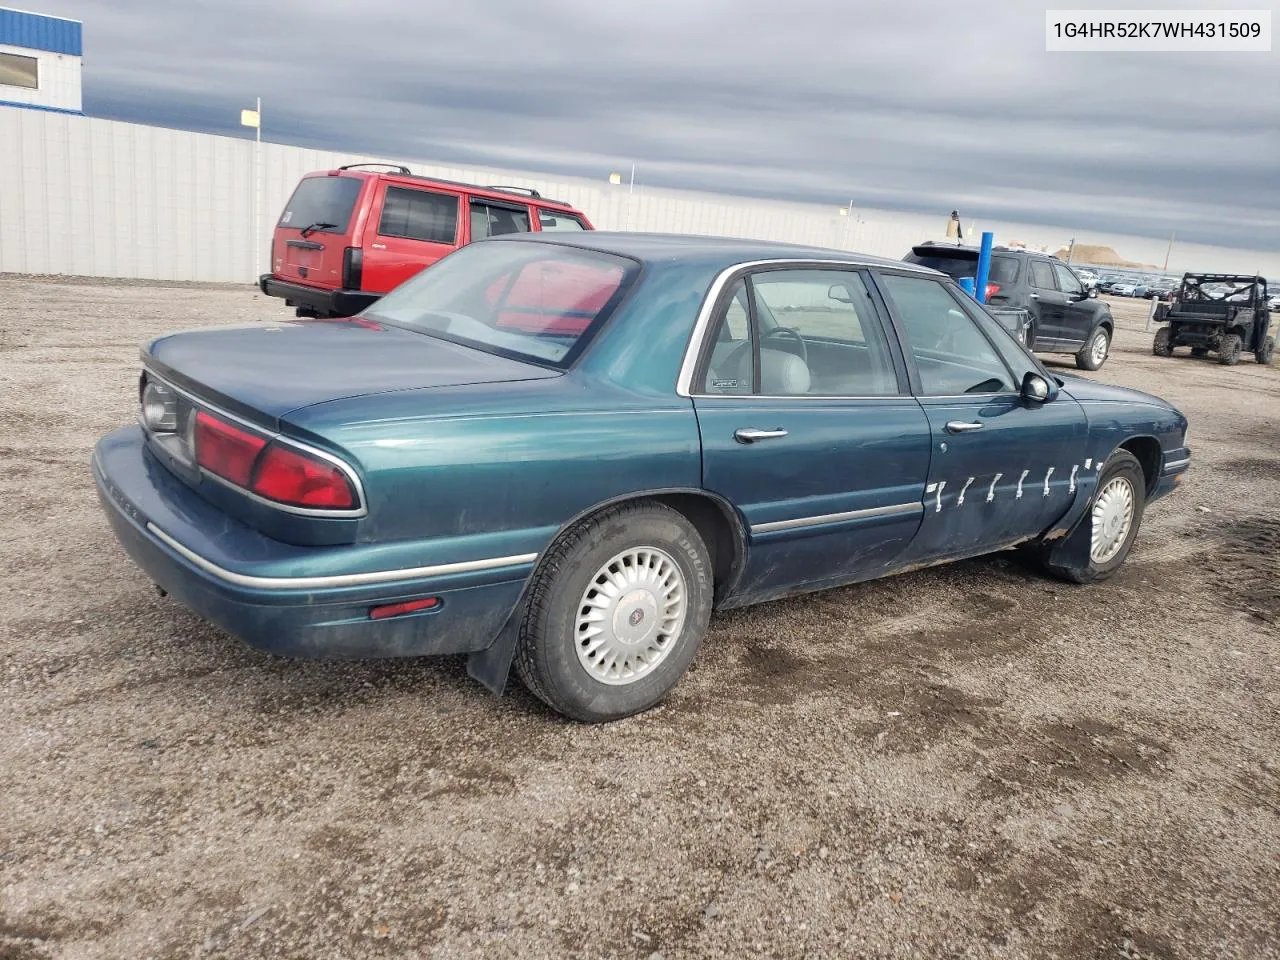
[
  {"left": 194, "top": 411, "right": 267, "bottom": 486},
  {"left": 985, "top": 282, "right": 1000, "bottom": 301},
  {"left": 251, "top": 443, "right": 356, "bottom": 509},
  {"left": 368, "top": 597, "right": 440, "bottom": 620},
  {"left": 194, "top": 410, "right": 358, "bottom": 511}
]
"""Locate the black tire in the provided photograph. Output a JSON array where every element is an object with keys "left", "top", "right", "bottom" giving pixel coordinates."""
[
  {"left": 514, "top": 500, "right": 713, "bottom": 722},
  {"left": 1153, "top": 326, "right": 1173, "bottom": 357},
  {"left": 1076, "top": 327, "right": 1110, "bottom": 371},
  {"left": 1038, "top": 450, "right": 1146, "bottom": 585},
  {"left": 1219, "top": 333, "right": 1242, "bottom": 365},
  {"left": 1256, "top": 336, "right": 1275, "bottom": 365}
]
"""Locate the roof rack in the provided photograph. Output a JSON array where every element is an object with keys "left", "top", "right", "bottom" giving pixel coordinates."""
[
  {"left": 487, "top": 185, "right": 542, "bottom": 199},
  {"left": 338, "top": 162, "right": 412, "bottom": 175}
]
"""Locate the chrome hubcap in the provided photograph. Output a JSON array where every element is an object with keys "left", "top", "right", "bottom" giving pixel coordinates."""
[
  {"left": 1091, "top": 332, "right": 1108, "bottom": 364},
  {"left": 1091, "top": 476, "right": 1135, "bottom": 564},
  {"left": 574, "top": 547, "right": 687, "bottom": 686}
]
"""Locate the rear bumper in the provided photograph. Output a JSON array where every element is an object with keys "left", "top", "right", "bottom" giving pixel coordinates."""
[
  {"left": 258, "top": 275, "right": 379, "bottom": 317},
  {"left": 93, "top": 426, "right": 532, "bottom": 659}
]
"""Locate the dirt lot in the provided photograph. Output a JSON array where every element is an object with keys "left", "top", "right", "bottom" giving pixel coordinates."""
[{"left": 1, "top": 279, "right": 1277, "bottom": 960}]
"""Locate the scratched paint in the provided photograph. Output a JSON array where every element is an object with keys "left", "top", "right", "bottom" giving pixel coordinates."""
[
  {"left": 934, "top": 480, "right": 946, "bottom": 513},
  {"left": 1069, "top": 464, "right": 1079, "bottom": 493},
  {"left": 1016, "top": 469, "right": 1029, "bottom": 499},
  {"left": 1043, "top": 466, "right": 1055, "bottom": 497},
  {"left": 986, "top": 472, "right": 1002, "bottom": 503},
  {"left": 957, "top": 477, "right": 974, "bottom": 506}
]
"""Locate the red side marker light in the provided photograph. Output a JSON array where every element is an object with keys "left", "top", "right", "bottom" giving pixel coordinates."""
[{"left": 368, "top": 597, "right": 440, "bottom": 621}]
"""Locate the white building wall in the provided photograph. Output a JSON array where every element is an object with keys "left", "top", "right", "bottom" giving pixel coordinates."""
[
  {"left": 0, "top": 106, "right": 1275, "bottom": 285},
  {"left": 0, "top": 42, "right": 80, "bottom": 112}
]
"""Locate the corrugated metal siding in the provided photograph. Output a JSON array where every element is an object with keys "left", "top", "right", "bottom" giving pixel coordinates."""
[
  {"left": 0, "top": 107, "right": 1274, "bottom": 283},
  {"left": 0, "top": 8, "right": 82, "bottom": 55}
]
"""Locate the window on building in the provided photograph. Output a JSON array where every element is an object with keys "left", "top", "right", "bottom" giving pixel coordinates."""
[{"left": 0, "top": 52, "right": 39, "bottom": 90}]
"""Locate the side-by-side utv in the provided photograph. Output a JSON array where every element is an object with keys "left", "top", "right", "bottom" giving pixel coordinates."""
[{"left": 1153, "top": 274, "right": 1273, "bottom": 365}]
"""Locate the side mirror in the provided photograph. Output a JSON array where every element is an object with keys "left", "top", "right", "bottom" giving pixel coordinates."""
[
  {"left": 1088, "top": 287, "right": 1098, "bottom": 299},
  {"left": 1021, "top": 371, "right": 1056, "bottom": 404},
  {"left": 827, "top": 284, "right": 853, "bottom": 304}
]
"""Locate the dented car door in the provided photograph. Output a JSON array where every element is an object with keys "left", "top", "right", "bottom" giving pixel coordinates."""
[{"left": 873, "top": 271, "right": 1090, "bottom": 563}]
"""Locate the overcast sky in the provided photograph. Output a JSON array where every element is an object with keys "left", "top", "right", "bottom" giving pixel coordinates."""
[{"left": 21, "top": 0, "right": 1280, "bottom": 250}]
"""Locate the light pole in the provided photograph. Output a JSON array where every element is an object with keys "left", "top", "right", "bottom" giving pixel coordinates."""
[{"left": 241, "top": 98, "right": 262, "bottom": 280}]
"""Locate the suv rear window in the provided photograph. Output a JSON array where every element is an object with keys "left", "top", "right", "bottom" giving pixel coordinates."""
[
  {"left": 905, "top": 250, "right": 1019, "bottom": 284},
  {"left": 279, "top": 176, "right": 363, "bottom": 233},
  {"left": 538, "top": 210, "right": 587, "bottom": 232}
]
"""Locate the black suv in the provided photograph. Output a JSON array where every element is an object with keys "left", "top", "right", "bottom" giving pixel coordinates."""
[{"left": 904, "top": 242, "right": 1115, "bottom": 370}]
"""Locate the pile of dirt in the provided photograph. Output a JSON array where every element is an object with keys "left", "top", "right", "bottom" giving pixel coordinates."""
[{"left": 1053, "top": 244, "right": 1158, "bottom": 269}]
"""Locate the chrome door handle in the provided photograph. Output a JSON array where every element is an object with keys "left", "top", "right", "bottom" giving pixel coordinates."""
[
  {"left": 1028, "top": 293, "right": 1040, "bottom": 300},
  {"left": 734, "top": 428, "right": 788, "bottom": 444},
  {"left": 945, "top": 421, "right": 984, "bottom": 433}
]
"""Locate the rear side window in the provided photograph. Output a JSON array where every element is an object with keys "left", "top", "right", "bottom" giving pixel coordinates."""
[
  {"left": 538, "top": 210, "right": 587, "bottom": 232},
  {"left": 471, "top": 201, "right": 531, "bottom": 240},
  {"left": 378, "top": 186, "right": 459, "bottom": 245},
  {"left": 990, "top": 256, "right": 1019, "bottom": 283},
  {"left": 278, "top": 177, "right": 363, "bottom": 233},
  {"left": 1029, "top": 261, "right": 1057, "bottom": 290}
]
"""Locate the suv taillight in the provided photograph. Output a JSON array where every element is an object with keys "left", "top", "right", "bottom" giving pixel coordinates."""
[
  {"left": 194, "top": 410, "right": 357, "bottom": 510},
  {"left": 985, "top": 282, "right": 1000, "bottom": 301},
  {"left": 342, "top": 247, "right": 363, "bottom": 290}
]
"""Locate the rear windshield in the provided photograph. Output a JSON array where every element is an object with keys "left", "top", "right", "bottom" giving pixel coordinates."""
[
  {"left": 905, "top": 251, "right": 1019, "bottom": 284},
  {"left": 278, "top": 176, "right": 363, "bottom": 234},
  {"left": 364, "top": 241, "right": 638, "bottom": 367}
]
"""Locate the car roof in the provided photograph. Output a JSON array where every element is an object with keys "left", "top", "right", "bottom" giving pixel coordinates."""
[
  {"left": 490, "top": 231, "right": 941, "bottom": 274},
  {"left": 910, "top": 242, "right": 1057, "bottom": 261},
  {"left": 316, "top": 169, "right": 581, "bottom": 211}
]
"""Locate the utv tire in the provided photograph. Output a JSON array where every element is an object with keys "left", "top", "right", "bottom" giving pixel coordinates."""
[
  {"left": 1257, "top": 336, "right": 1275, "bottom": 365},
  {"left": 514, "top": 500, "right": 713, "bottom": 723},
  {"left": 1076, "top": 327, "right": 1110, "bottom": 371},
  {"left": 1153, "top": 326, "right": 1173, "bottom": 357},
  {"left": 1037, "top": 450, "right": 1146, "bottom": 585},
  {"left": 1218, "top": 334, "right": 1243, "bottom": 365}
]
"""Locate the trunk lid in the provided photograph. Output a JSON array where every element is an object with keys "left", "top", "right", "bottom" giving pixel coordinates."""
[{"left": 145, "top": 318, "right": 560, "bottom": 424}]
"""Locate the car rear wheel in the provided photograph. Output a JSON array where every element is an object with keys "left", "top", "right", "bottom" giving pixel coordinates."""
[
  {"left": 1036, "top": 450, "right": 1146, "bottom": 585},
  {"left": 1256, "top": 336, "right": 1275, "bottom": 365},
  {"left": 514, "top": 500, "right": 713, "bottom": 722},
  {"left": 1076, "top": 327, "right": 1110, "bottom": 370},
  {"left": 1219, "top": 333, "right": 1243, "bottom": 365},
  {"left": 1153, "top": 326, "right": 1173, "bottom": 357}
]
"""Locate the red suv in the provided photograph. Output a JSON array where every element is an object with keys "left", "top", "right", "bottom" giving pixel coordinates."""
[{"left": 259, "top": 164, "right": 595, "bottom": 317}]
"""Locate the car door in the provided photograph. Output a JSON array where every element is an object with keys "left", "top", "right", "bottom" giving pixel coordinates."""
[
  {"left": 1052, "top": 262, "right": 1096, "bottom": 345},
  {"left": 1027, "top": 258, "right": 1067, "bottom": 347},
  {"left": 362, "top": 183, "right": 461, "bottom": 294},
  {"left": 691, "top": 267, "right": 932, "bottom": 603},
  {"left": 872, "top": 271, "right": 1089, "bottom": 564}
]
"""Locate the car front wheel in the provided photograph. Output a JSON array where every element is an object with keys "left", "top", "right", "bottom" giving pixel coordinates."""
[
  {"left": 515, "top": 500, "right": 713, "bottom": 722},
  {"left": 1219, "top": 333, "right": 1243, "bottom": 365},
  {"left": 1153, "top": 326, "right": 1173, "bottom": 356},
  {"left": 1076, "top": 327, "right": 1110, "bottom": 370},
  {"left": 1037, "top": 450, "right": 1146, "bottom": 584}
]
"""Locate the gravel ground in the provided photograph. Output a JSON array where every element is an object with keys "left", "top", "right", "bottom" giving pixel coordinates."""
[{"left": 1, "top": 278, "right": 1277, "bottom": 960}]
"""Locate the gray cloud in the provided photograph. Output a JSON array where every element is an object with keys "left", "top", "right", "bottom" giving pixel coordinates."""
[{"left": 27, "top": 0, "right": 1280, "bottom": 249}]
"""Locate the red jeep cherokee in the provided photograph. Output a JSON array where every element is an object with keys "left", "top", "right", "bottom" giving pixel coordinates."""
[{"left": 259, "top": 164, "right": 594, "bottom": 317}]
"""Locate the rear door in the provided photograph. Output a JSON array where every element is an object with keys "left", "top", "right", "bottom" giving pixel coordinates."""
[
  {"left": 873, "top": 271, "right": 1089, "bottom": 563},
  {"left": 361, "top": 182, "right": 461, "bottom": 295},
  {"left": 274, "top": 175, "right": 366, "bottom": 290},
  {"left": 691, "top": 266, "right": 931, "bottom": 603},
  {"left": 1026, "top": 258, "right": 1067, "bottom": 347}
]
